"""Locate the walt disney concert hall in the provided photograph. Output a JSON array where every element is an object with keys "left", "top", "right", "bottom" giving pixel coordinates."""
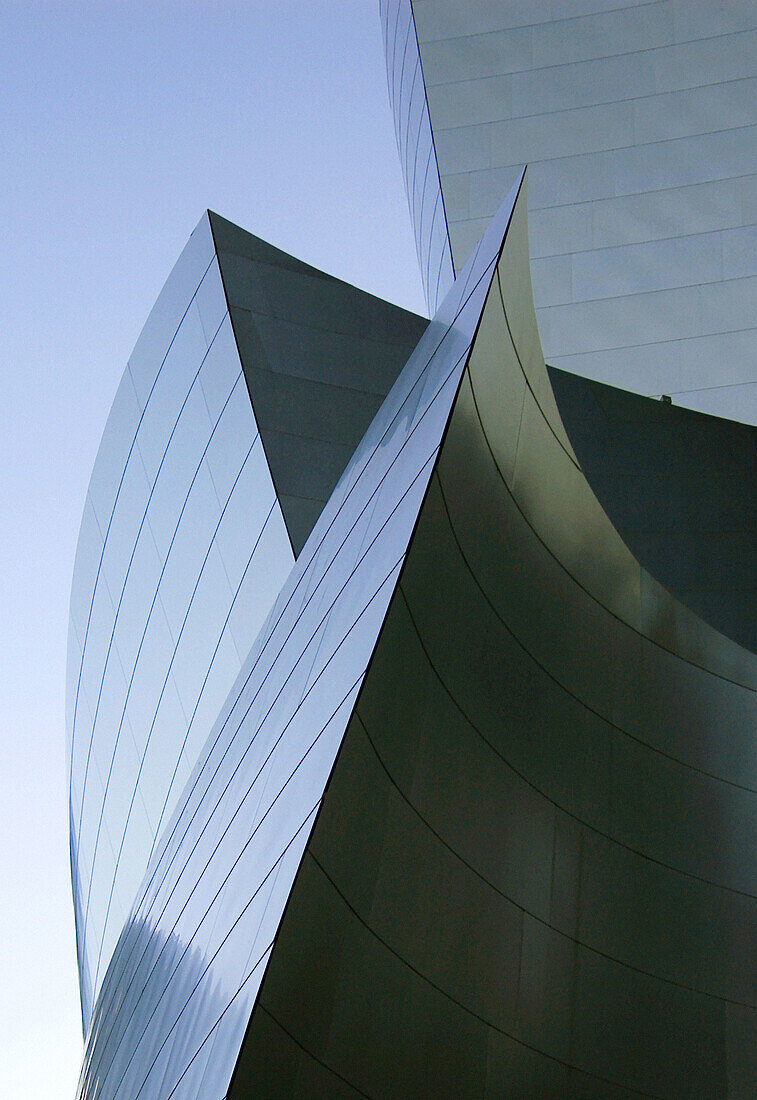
[{"left": 68, "top": 3, "right": 755, "bottom": 1096}]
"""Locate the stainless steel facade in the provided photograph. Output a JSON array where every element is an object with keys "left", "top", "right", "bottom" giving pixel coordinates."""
[
  {"left": 68, "top": 9, "right": 756, "bottom": 1096},
  {"left": 75, "top": 173, "right": 524, "bottom": 1100},
  {"left": 67, "top": 213, "right": 294, "bottom": 1030},
  {"left": 382, "top": 0, "right": 454, "bottom": 312},
  {"left": 228, "top": 174, "right": 757, "bottom": 1098},
  {"left": 382, "top": 0, "right": 757, "bottom": 423},
  {"left": 547, "top": 364, "right": 757, "bottom": 652},
  {"left": 66, "top": 211, "right": 425, "bottom": 1034}
]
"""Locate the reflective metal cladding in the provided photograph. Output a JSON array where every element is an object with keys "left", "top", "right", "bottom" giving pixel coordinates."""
[
  {"left": 228, "top": 175, "right": 757, "bottom": 1098},
  {"left": 75, "top": 168, "right": 525, "bottom": 1100},
  {"left": 382, "top": 0, "right": 757, "bottom": 423},
  {"left": 66, "top": 210, "right": 425, "bottom": 1033},
  {"left": 380, "top": 0, "right": 454, "bottom": 313},
  {"left": 66, "top": 213, "right": 292, "bottom": 1031},
  {"left": 68, "top": 6, "right": 756, "bottom": 1097}
]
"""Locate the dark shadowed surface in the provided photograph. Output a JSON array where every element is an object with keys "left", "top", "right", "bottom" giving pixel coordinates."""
[
  {"left": 229, "top": 182, "right": 755, "bottom": 1098},
  {"left": 211, "top": 211, "right": 429, "bottom": 554},
  {"left": 549, "top": 365, "right": 756, "bottom": 653}
]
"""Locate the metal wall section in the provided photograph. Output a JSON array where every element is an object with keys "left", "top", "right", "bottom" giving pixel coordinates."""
[
  {"left": 209, "top": 212, "right": 429, "bottom": 554},
  {"left": 386, "top": 0, "right": 757, "bottom": 424},
  {"left": 66, "top": 213, "right": 294, "bottom": 1032},
  {"left": 67, "top": 213, "right": 426, "bottom": 1035},
  {"left": 380, "top": 0, "right": 455, "bottom": 313},
  {"left": 549, "top": 365, "right": 757, "bottom": 653},
  {"left": 230, "top": 178, "right": 756, "bottom": 1096},
  {"left": 74, "top": 180, "right": 524, "bottom": 1100}
]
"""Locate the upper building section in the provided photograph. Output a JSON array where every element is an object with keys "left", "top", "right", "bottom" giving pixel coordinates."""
[
  {"left": 232, "top": 173, "right": 756, "bottom": 1098},
  {"left": 382, "top": 0, "right": 757, "bottom": 423},
  {"left": 211, "top": 212, "right": 428, "bottom": 552},
  {"left": 66, "top": 211, "right": 427, "bottom": 1033},
  {"left": 381, "top": 0, "right": 455, "bottom": 312}
]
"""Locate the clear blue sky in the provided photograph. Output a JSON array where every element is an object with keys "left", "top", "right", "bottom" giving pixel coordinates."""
[{"left": 0, "top": 3, "right": 424, "bottom": 1095}]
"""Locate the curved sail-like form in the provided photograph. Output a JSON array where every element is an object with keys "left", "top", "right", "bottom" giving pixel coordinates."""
[
  {"left": 66, "top": 212, "right": 426, "bottom": 1032},
  {"left": 66, "top": 214, "right": 291, "bottom": 1030},
  {"left": 76, "top": 176, "right": 755, "bottom": 1099},
  {"left": 229, "top": 173, "right": 757, "bottom": 1096},
  {"left": 75, "top": 171, "right": 524, "bottom": 1100},
  {"left": 383, "top": 0, "right": 757, "bottom": 423}
]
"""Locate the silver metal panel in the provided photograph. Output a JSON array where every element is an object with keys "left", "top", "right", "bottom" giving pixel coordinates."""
[
  {"left": 75, "top": 179, "right": 524, "bottom": 1100},
  {"left": 209, "top": 210, "right": 429, "bottom": 555},
  {"left": 74, "top": 163, "right": 755, "bottom": 1094},
  {"left": 229, "top": 173, "right": 755, "bottom": 1097},
  {"left": 67, "top": 215, "right": 295, "bottom": 1032},
  {"left": 68, "top": 210, "right": 427, "bottom": 1037},
  {"left": 387, "top": 0, "right": 757, "bottom": 422}
]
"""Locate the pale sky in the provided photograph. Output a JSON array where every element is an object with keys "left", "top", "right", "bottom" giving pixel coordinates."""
[{"left": 0, "top": 3, "right": 424, "bottom": 1095}]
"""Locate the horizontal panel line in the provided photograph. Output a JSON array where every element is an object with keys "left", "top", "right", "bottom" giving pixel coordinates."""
[
  {"left": 439, "top": 121, "right": 755, "bottom": 168},
  {"left": 421, "top": 22, "right": 755, "bottom": 82},
  {"left": 446, "top": 169, "right": 757, "bottom": 217},
  {"left": 430, "top": 73, "right": 756, "bottom": 127},
  {"left": 530, "top": 221, "right": 757, "bottom": 262},
  {"left": 417, "top": 0, "right": 665, "bottom": 45},
  {"left": 553, "top": 323, "right": 755, "bottom": 360},
  {"left": 537, "top": 272, "right": 756, "bottom": 310},
  {"left": 669, "top": 379, "right": 757, "bottom": 395}
]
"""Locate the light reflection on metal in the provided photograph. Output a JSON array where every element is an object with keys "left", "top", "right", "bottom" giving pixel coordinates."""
[
  {"left": 66, "top": 211, "right": 426, "bottom": 1035},
  {"left": 385, "top": 0, "right": 757, "bottom": 423},
  {"left": 230, "top": 175, "right": 756, "bottom": 1096},
  {"left": 76, "top": 176, "right": 525, "bottom": 1100},
  {"left": 76, "top": 176, "right": 755, "bottom": 1099}
]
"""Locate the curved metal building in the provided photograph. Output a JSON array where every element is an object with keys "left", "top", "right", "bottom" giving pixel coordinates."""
[
  {"left": 66, "top": 210, "right": 426, "bottom": 1032},
  {"left": 381, "top": 0, "right": 757, "bottom": 423},
  {"left": 72, "top": 174, "right": 756, "bottom": 1097},
  {"left": 67, "top": 7, "right": 755, "bottom": 1094},
  {"left": 230, "top": 175, "right": 756, "bottom": 1097}
]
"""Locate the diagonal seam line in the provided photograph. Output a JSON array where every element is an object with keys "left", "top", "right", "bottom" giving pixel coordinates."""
[
  {"left": 433, "top": 456, "right": 756, "bottom": 798},
  {"left": 89, "top": 420, "right": 263, "bottom": 999},
  {"left": 123, "top": 804, "right": 320, "bottom": 1100},
  {"left": 91, "top": 210, "right": 511, "bottom": 1058},
  {"left": 144, "top": 498, "right": 279, "bottom": 869},
  {"left": 89, "top": 541, "right": 409, "bottom": 1082},
  {"left": 397, "top": 572, "right": 756, "bottom": 899},
  {"left": 78, "top": 342, "right": 243, "bottom": 957},
  {"left": 495, "top": 267, "right": 582, "bottom": 469},
  {"left": 247, "top": 1006, "right": 373, "bottom": 1099},
  {"left": 100, "top": 658, "right": 365, "bottom": 1094},
  {"left": 90, "top": 316, "right": 478, "bottom": 1076},
  {"left": 115, "top": 231, "right": 501, "bottom": 932},
  {"left": 72, "top": 304, "right": 229, "bottom": 860},
  {"left": 69, "top": 252, "right": 216, "bottom": 790},
  {"left": 89, "top": 472, "right": 428, "bottom": 1079}
]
